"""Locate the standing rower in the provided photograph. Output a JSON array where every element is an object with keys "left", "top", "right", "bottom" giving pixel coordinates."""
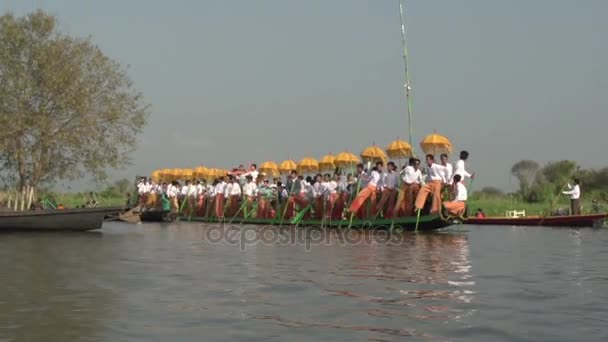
[
  {"left": 454, "top": 150, "right": 474, "bottom": 181},
  {"left": 562, "top": 178, "right": 581, "bottom": 215},
  {"left": 349, "top": 161, "right": 383, "bottom": 217},
  {"left": 376, "top": 161, "right": 397, "bottom": 218},
  {"left": 414, "top": 155, "right": 447, "bottom": 214},
  {"left": 394, "top": 158, "right": 422, "bottom": 217}
]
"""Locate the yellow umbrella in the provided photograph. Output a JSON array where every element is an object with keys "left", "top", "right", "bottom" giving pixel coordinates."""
[
  {"left": 170, "top": 168, "right": 182, "bottom": 181},
  {"left": 297, "top": 157, "right": 319, "bottom": 174},
  {"left": 360, "top": 145, "right": 387, "bottom": 163},
  {"left": 259, "top": 161, "right": 280, "bottom": 177},
  {"left": 334, "top": 151, "right": 360, "bottom": 168},
  {"left": 194, "top": 166, "right": 208, "bottom": 179},
  {"left": 151, "top": 170, "right": 161, "bottom": 183},
  {"left": 182, "top": 168, "right": 194, "bottom": 180},
  {"left": 318, "top": 154, "right": 336, "bottom": 172},
  {"left": 278, "top": 159, "right": 298, "bottom": 174},
  {"left": 386, "top": 139, "right": 413, "bottom": 159},
  {"left": 420, "top": 132, "right": 453, "bottom": 155}
]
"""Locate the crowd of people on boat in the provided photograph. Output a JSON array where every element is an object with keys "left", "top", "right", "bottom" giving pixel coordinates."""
[{"left": 135, "top": 150, "right": 474, "bottom": 221}]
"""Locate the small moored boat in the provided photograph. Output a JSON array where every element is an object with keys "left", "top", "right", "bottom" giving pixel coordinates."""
[
  {"left": 464, "top": 213, "right": 608, "bottom": 228},
  {"left": 0, "top": 207, "right": 128, "bottom": 232}
]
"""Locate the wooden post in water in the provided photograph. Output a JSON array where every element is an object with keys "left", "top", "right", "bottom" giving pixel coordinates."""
[
  {"left": 27, "top": 186, "right": 34, "bottom": 210},
  {"left": 7, "top": 193, "right": 12, "bottom": 210},
  {"left": 14, "top": 191, "right": 19, "bottom": 211}
]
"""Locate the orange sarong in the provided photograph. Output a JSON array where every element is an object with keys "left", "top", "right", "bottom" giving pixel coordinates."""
[
  {"left": 415, "top": 181, "right": 442, "bottom": 214},
  {"left": 443, "top": 201, "right": 466, "bottom": 216},
  {"left": 197, "top": 195, "right": 206, "bottom": 217},
  {"left": 349, "top": 185, "right": 377, "bottom": 217},
  {"left": 394, "top": 183, "right": 420, "bottom": 217},
  {"left": 376, "top": 188, "right": 397, "bottom": 218},
  {"left": 214, "top": 194, "right": 225, "bottom": 218}
]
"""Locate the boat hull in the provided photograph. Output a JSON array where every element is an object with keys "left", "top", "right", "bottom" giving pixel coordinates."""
[
  {"left": 464, "top": 214, "right": 608, "bottom": 228},
  {"left": 178, "top": 215, "right": 451, "bottom": 231},
  {"left": 0, "top": 207, "right": 127, "bottom": 231}
]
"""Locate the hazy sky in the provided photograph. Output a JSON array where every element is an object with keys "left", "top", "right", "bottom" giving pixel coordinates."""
[{"left": 3, "top": 0, "right": 607, "bottom": 190}]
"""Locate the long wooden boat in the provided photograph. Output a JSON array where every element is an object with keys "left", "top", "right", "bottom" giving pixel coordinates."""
[
  {"left": 464, "top": 213, "right": 608, "bottom": 228},
  {"left": 179, "top": 214, "right": 451, "bottom": 231},
  {"left": 0, "top": 206, "right": 128, "bottom": 231}
]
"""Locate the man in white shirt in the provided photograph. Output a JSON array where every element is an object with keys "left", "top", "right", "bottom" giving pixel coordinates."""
[
  {"left": 225, "top": 176, "right": 242, "bottom": 217},
  {"left": 395, "top": 158, "right": 423, "bottom": 217},
  {"left": 443, "top": 174, "right": 468, "bottom": 217},
  {"left": 214, "top": 177, "right": 227, "bottom": 218},
  {"left": 563, "top": 178, "right": 581, "bottom": 215},
  {"left": 415, "top": 155, "right": 447, "bottom": 214},
  {"left": 242, "top": 175, "right": 257, "bottom": 217},
  {"left": 440, "top": 154, "right": 454, "bottom": 185},
  {"left": 376, "top": 161, "right": 398, "bottom": 218},
  {"left": 349, "top": 161, "right": 383, "bottom": 217},
  {"left": 453, "top": 150, "right": 474, "bottom": 181},
  {"left": 240, "top": 164, "right": 259, "bottom": 184}
]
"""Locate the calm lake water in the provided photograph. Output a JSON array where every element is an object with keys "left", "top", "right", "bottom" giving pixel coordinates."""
[{"left": 1, "top": 223, "right": 607, "bottom": 341}]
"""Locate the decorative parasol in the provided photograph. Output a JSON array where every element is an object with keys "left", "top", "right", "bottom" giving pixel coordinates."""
[
  {"left": 151, "top": 170, "right": 161, "bottom": 183},
  {"left": 386, "top": 139, "right": 413, "bottom": 159},
  {"left": 318, "top": 154, "right": 336, "bottom": 172},
  {"left": 278, "top": 159, "right": 298, "bottom": 174},
  {"left": 420, "top": 132, "right": 453, "bottom": 155},
  {"left": 297, "top": 157, "right": 319, "bottom": 174},
  {"left": 334, "top": 151, "right": 361, "bottom": 168},
  {"left": 182, "top": 168, "right": 194, "bottom": 180},
  {"left": 259, "top": 161, "right": 280, "bottom": 177},
  {"left": 194, "top": 166, "right": 208, "bottom": 179},
  {"left": 360, "top": 145, "right": 388, "bottom": 163}
]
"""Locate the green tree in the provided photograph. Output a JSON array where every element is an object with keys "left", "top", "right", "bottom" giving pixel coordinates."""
[
  {"left": 540, "top": 160, "right": 578, "bottom": 192},
  {"left": 0, "top": 11, "right": 149, "bottom": 191},
  {"left": 476, "top": 186, "right": 504, "bottom": 198},
  {"left": 511, "top": 160, "right": 540, "bottom": 198}
]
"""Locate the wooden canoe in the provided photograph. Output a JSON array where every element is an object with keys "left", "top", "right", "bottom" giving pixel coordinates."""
[
  {"left": 464, "top": 213, "right": 608, "bottom": 228},
  {"left": 0, "top": 206, "right": 128, "bottom": 231},
  {"left": 178, "top": 214, "right": 451, "bottom": 231}
]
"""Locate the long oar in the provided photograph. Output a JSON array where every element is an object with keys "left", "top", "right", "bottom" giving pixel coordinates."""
[{"left": 414, "top": 208, "right": 421, "bottom": 232}]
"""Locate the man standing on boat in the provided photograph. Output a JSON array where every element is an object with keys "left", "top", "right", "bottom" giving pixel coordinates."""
[
  {"left": 454, "top": 150, "right": 474, "bottom": 181},
  {"left": 394, "top": 157, "right": 422, "bottom": 217},
  {"left": 562, "top": 178, "right": 581, "bottom": 215},
  {"left": 349, "top": 161, "right": 383, "bottom": 217},
  {"left": 376, "top": 161, "right": 397, "bottom": 218},
  {"left": 415, "top": 155, "right": 447, "bottom": 214}
]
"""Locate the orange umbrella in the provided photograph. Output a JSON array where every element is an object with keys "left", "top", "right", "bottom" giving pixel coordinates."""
[
  {"left": 360, "top": 145, "right": 387, "bottom": 163},
  {"left": 334, "top": 151, "right": 361, "bottom": 168},
  {"left": 297, "top": 157, "right": 319, "bottom": 174},
  {"left": 278, "top": 159, "right": 298, "bottom": 174},
  {"left": 171, "top": 168, "right": 182, "bottom": 180},
  {"left": 386, "top": 139, "right": 413, "bottom": 159},
  {"left": 151, "top": 170, "right": 161, "bottom": 183},
  {"left": 318, "top": 154, "right": 336, "bottom": 172},
  {"left": 259, "top": 161, "right": 280, "bottom": 177},
  {"left": 420, "top": 133, "right": 453, "bottom": 155}
]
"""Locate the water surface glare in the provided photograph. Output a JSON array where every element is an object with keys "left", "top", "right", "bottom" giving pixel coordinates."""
[{"left": 1, "top": 223, "right": 607, "bottom": 341}]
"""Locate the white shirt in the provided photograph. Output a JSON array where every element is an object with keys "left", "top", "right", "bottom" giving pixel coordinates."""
[
  {"left": 441, "top": 163, "right": 454, "bottom": 184},
  {"left": 563, "top": 184, "right": 580, "bottom": 200},
  {"left": 427, "top": 163, "right": 447, "bottom": 183},
  {"left": 167, "top": 185, "right": 178, "bottom": 198},
  {"left": 215, "top": 182, "right": 226, "bottom": 196},
  {"left": 243, "top": 182, "right": 257, "bottom": 197},
  {"left": 381, "top": 172, "right": 397, "bottom": 190},
  {"left": 195, "top": 184, "right": 204, "bottom": 196},
  {"left": 455, "top": 182, "right": 468, "bottom": 201},
  {"left": 137, "top": 182, "right": 146, "bottom": 195},
  {"left": 187, "top": 184, "right": 197, "bottom": 197},
  {"left": 402, "top": 166, "right": 423, "bottom": 184},
  {"left": 226, "top": 183, "right": 242, "bottom": 196},
  {"left": 326, "top": 180, "right": 338, "bottom": 194},
  {"left": 368, "top": 170, "right": 381, "bottom": 187},
  {"left": 180, "top": 185, "right": 189, "bottom": 196},
  {"left": 454, "top": 159, "right": 472, "bottom": 179}
]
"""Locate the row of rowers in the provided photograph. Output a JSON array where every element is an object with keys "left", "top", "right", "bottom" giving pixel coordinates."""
[{"left": 136, "top": 151, "right": 473, "bottom": 218}]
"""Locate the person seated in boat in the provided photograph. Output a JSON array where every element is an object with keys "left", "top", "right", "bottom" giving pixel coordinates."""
[
  {"left": 454, "top": 150, "right": 474, "bottom": 181},
  {"left": 475, "top": 208, "right": 486, "bottom": 218},
  {"left": 57, "top": 203, "right": 65, "bottom": 210},
  {"left": 394, "top": 157, "right": 423, "bottom": 217},
  {"left": 562, "top": 178, "right": 581, "bottom": 215},
  {"left": 442, "top": 174, "right": 468, "bottom": 217},
  {"left": 415, "top": 155, "right": 447, "bottom": 214},
  {"left": 349, "top": 161, "right": 383, "bottom": 217}
]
